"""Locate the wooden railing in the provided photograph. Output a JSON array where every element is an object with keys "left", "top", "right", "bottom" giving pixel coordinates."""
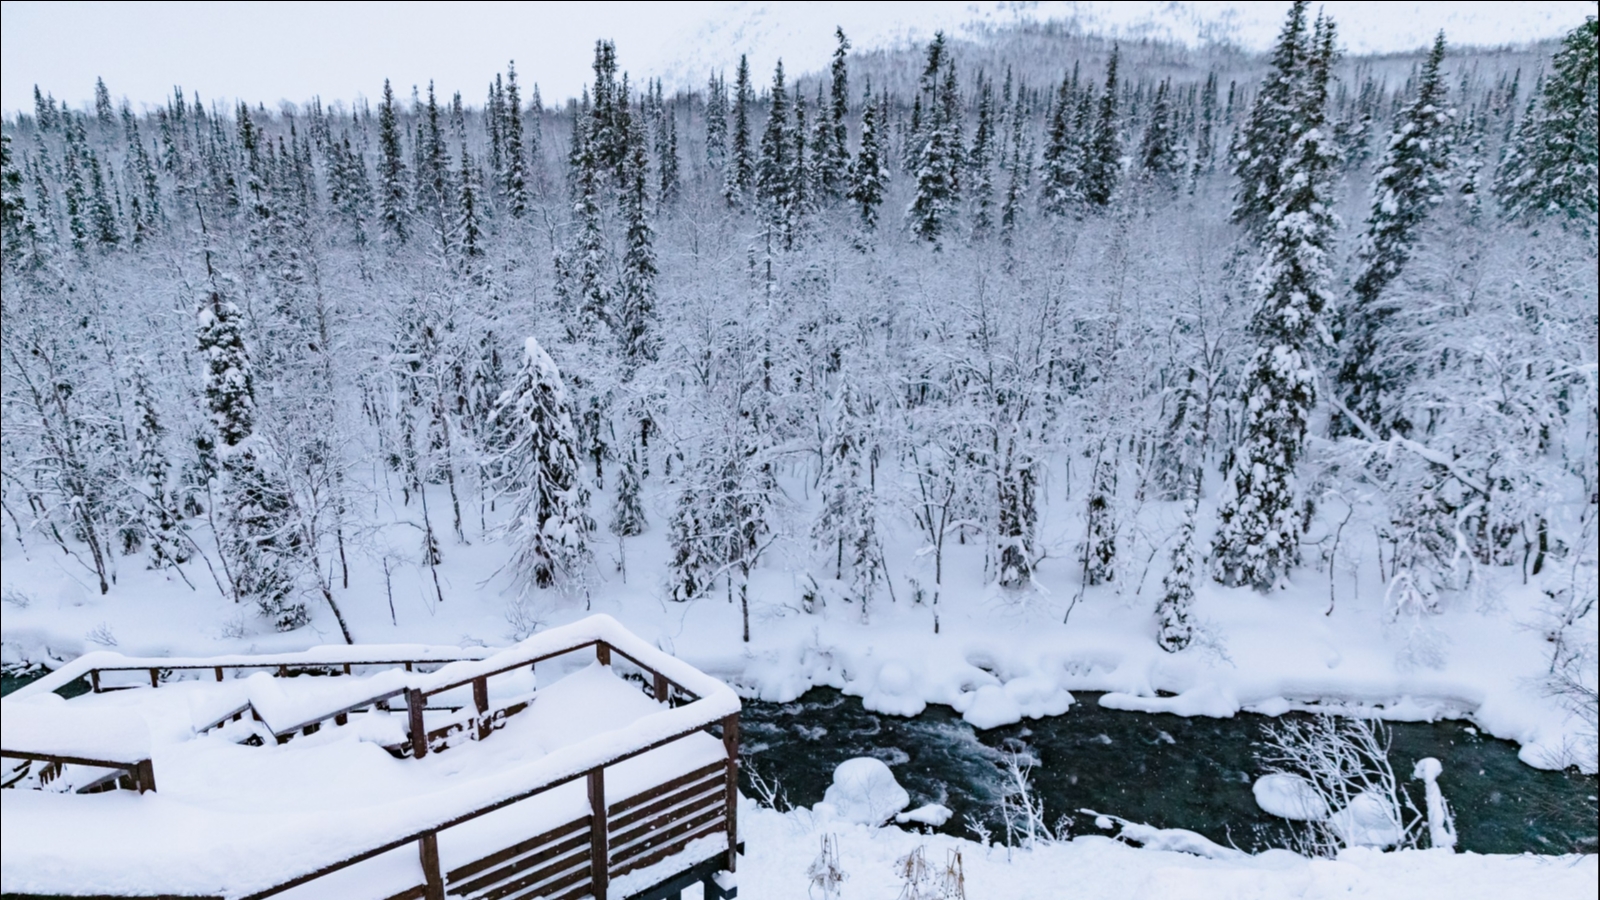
[
  {"left": 4, "top": 618, "right": 741, "bottom": 900},
  {"left": 0, "top": 749, "right": 156, "bottom": 793}
]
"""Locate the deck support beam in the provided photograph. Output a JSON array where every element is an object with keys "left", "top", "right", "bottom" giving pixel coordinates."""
[
  {"left": 408, "top": 688, "right": 428, "bottom": 759},
  {"left": 418, "top": 831, "right": 444, "bottom": 900},
  {"left": 722, "top": 714, "right": 739, "bottom": 872},
  {"left": 589, "top": 767, "right": 609, "bottom": 899}
]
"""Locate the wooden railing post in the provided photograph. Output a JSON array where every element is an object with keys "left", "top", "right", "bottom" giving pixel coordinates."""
[
  {"left": 408, "top": 688, "right": 428, "bottom": 759},
  {"left": 653, "top": 671, "right": 669, "bottom": 703},
  {"left": 214, "top": 666, "right": 224, "bottom": 682},
  {"left": 148, "top": 668, "right": 160, "bottom": 688},
  {"left": 722, "top": 714, "right": 739, "bottom": 872},
  {"left": 418, "top": 831, "right": 445, "bottom": 900},
  {"left": 90, "top": 670, "right": 101, "bottom": 693},
  {"left": 596, "top": 641, "right": 611, "bottom": 666},
  {"left": 588, "top": 767, "right": 609, "bottom": 900},
  {"left": 472, "top": 676, "right": 490, "bottom": 740},
  {"left": 134, "top": 759, "right": 156, "bottom": 793}
]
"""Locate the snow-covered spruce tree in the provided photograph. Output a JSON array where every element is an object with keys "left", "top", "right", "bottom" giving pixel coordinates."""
[
  {"left": 1494, "top": 16, "right": 1598, "bottom": 232},
  {"left": 968, "top": 75, "right": 997, "bottom": 238},
  {"left": 618, "top": 132, "right": 659, "bottom": 371},
  {"left": 1083, "top": 450, "right": 1118, "bottom": 585},
  {"left": 1212, "top": 15, "right": 1340, "bottom": 592},
  {"left": 377, "top": 79, "right": 409, "bottom": 244},
  {"left": 1336, "top": 32, "right": 1453, "bottom": 437},
  {"left": 1138, "top": 78, "right": 1179, "bottom": 190},
  {"left": 198, "top": 280, "right": 306, "bottom": 627},
  {"left": 847, "top": 86, "right": 888, "bottom": 230},
  {"left": 502, "top": 62, "right": 531, "bottom": 217},
  {"left": 725, "top": 54, "right": 754, "bottom": 205},
  {"left": 756, "top": 60, "right": 799, "bottom": 247},
  {"left": 1156, "top": 483, "right": 1200, "bottom": 651},
  {"left": 908, "top": 46, "right": 964, "bottom": 243},
  {"left": 494, "top": 337, "right": 594, "bottom": 592},
  {"left": 1081, "top": 45, "right": 1121, "bottom": 209},
  {"left": 0, "top": 133, "right": 26, "bottom": 259},
  {"left": 556, "top": 117, "right": 613, "bottom": 339},
  {"left": 1232, "top": 1, "right": 1313, "bottom": 236},
  {"left": 813, "top": 381, "right": 880, "bottom": 619},
  {"left": 131, "top": 362, "right": 188, "bottom": 569},
  {"left": 816, "top": 28, "right": 852, "bottom": 201},
  {"left": 705, "top": 71, "right": 727, "bottom": 170},
  {"left": 1040, "top": 66, "right": 1084, "bottom": 216},
  {"left": 610, "top": 452, "right": 646, "bottom": 537}
]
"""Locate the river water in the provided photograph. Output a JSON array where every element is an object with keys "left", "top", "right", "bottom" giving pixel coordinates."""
[{"left": 739, "top": 688, "right": 1598, "bottom": 855}]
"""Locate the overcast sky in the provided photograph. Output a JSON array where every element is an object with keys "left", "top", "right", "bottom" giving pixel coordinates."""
[{"left": 3, "top": 1, "right": 1593, "bottom": 115}]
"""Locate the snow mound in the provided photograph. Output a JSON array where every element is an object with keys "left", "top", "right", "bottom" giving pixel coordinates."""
[
  {"left": 0, "top": 694, "right": 151, "bottom": 761},
  {"left": 818, "top": 757, "right": 909, "bottom": 826},
  {"left": 1252, "top": 773, "right": 1330, "bottom": 821},
  {"left": 1328, "top": 791, "right": 1403, "bottom": 849},
  {"left": 954, "top": 676, "right": 1074, "bottom": 729},
  {"left": 1089, "top": 811, "right": 1247, "bottom": 860},
  {"left": 895, "top": 803, "right": 953, "bottom": 827}
]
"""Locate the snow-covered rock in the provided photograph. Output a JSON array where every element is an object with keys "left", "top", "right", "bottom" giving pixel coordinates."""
[
  {"left": 817, "top": 757, "right": 909, "bottom": 826},
  {"left": 1328, "top": 791, "right": 1403, "bottom": 849},
  {"left": 1252, "top": 773, "right": 1330, "bottom": 821},
  {"left": 895, "top": 803, "right": 953, "bottom": 827}
]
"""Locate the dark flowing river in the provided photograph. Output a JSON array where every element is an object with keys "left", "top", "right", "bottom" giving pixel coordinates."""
[{"left": 738, "top": 687, "right": 1598, "bottom": 855}]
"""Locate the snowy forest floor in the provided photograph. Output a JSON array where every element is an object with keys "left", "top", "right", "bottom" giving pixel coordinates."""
[{"left": 3, "top": 471, "right": 1593, "bottom": 777}]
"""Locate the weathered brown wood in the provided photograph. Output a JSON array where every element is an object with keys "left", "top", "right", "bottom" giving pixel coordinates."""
[
  {"left": 135, "top": 758, "right": 157, "bottom": 793},
  {"left": 481, "top": 860, "right": 591, "bottom": 900},
  {"left": 609, "top": 816, "right": 729, "bottom": 879},
  {"left": 608, "top": 761, "right": 725, "bottom": 817},
  {"left": 596, "top": 641, "right": 611, "bottom": 666},
  {"left": 383, "top": 885, "right": 429, "bottom": 900},
  {"left": 419, "top": 831, "right": 445, "bottom": 900},
  {"left": 540, "top": 878, "right": 604, "bottom": 900},
  {"left": 149, "top": 668, "right": 160, "bottom": 688},
  {"left": 90, "top": 669, "right": 101, "bottom": 692},
  {"left": 607, "top": 772, "right": 723, "bottom": 834},
  {"left": 405, "top": 661, "right": 414, "bottom": 672},
  {"left": 722, "top": 713, "right": 739, "bottom": 872},
  {"left": 449, "top": 829, "right": 590, "bottom": 896},
  {"left": 214, "top": 666, "right": 224, "bottom": 682},
  {"left": 408, "top": 688, "right": 428, "bottom": 759},
  {"left": 654, "top": 672, "right": 669, "bottom": 703},
  {"left": 1, "top": 748, "right": 150, "bottom": 774},
  {"left": 610, "top": 807, "right": 725, "bottom": 867},
  {"left": 609, "top": 790, "right": 722, "bottom": 856},
  {"left": 606, "top": 646, "right": 698, "bottom": 702},
  {"left": 343, "top": 663, "right": 352, "bottom": 675},
  {"left": 588, "top": 768, "right": 609, "bottom": 900},
  {"left": 473, "top": 676, "right": 491, "bottom": 740},
  {"left": 446, "top": 813, "right": 591, "bottom": 883},
  {"left": 335, "top": 712, "right": 348, "bottom": 726}
]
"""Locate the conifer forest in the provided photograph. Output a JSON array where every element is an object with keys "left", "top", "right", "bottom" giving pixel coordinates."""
[{"left": 2, "top": 4, "right": 1596, "bottom": 801}]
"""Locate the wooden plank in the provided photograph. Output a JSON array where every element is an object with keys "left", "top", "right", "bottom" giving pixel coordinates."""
[
  {"left": 214, "top": 666, "right": 224, "bottom": 682},
  {"left": 135, "top": 758, "right": 157, "bottom": 793},
  {"left": 607, "top": 772, "right": 723, "bottom": 833},
  {"left": 0, "top": 749, "right": 147, "bottom": 771},
  {"left": 588, "top": 768, "right": 608, "bottom": 900},
  {"left": 610, "top": 807, "right": 725, "bottom": 868},
  {"left": 538, "top": 879, "right": 601, "bottom": 900},
  {"left": 609, "top": 817, "right": 728, "bottom": 881},
  {"left": 149, "top": 668, "right": 160, "bottom": 688},
  {"left": 480, "top": 858, "right": 591, "bottom": 900},
  {"left": 420, "top": 832, "right": 445, "bottom": 900},
  {"left": 608, "top": 761, "right": 724, "bottom": 817},
  {"left": 596, "top": 641, "right": 611, "bottom": 666},
  {"left": 653, "top": 672, "right": 669, "bottom": 703},
  {"left": 608, "top": 789, "right": 722, "bottom": 854},
  {"left": 384, "top": 885, "right": 429, "bottom": 900},
  {"left": 449, "top": 832, "right": 588, "bottom": 897},
  {"left": 473, "top": 676, "right": 490, "bottom": 741},
  {"left": 446, "top": 814, "right": 591, "bottom": 883}
]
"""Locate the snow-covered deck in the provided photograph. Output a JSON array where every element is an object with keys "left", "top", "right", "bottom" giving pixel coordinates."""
[{"left": 1, "top": 615, "right": 742, "bottom": 900}]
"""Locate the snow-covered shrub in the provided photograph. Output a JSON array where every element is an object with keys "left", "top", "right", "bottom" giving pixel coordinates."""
[
  {"left": 805, "top": 834, "right": 845, "bottom": 899},
  {"left": 995, "top": 748, "right": 1071, "bottom": 848},
  {"left": 1256, "top": 714, "right": 1425, "bottom": 856}
]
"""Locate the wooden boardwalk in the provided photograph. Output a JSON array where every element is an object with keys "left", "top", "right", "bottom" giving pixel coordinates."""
[{"left": 1, "top": 618, "right": 741, "bottom": 900}]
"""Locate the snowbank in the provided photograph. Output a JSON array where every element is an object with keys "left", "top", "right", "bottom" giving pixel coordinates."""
[{"left": 818, "top": 757, "right": 910, "bottom": 826}]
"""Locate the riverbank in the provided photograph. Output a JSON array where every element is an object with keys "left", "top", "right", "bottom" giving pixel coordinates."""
[{"left": 734, "top": 800, "right": 1597, "bottom": 900}]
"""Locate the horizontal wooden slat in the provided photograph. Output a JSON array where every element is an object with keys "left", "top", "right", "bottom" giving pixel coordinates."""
[
  {"left": 449, "top": 830, "right": 590, "bottom": 897},
  {"left": 611, "top": 807, "right": 725, "bottom": 868},
  {"left": 608, "top": 760, "right": 724, "bottom": 817},
  {"left": 480, "top": 857, "right": 591, "bottom": 900},
  {"left": 383, "top": 885, "right": 429, "bottom": 900},
  {"left": 607, "top": 771, "right": 723, "bottom": 834},
  {"left": 538, "top": 879, "right": 600, "bottom": 900},
  {"left": 609, "top": 786, "right": 723, "bottom": 851},
  {"left": 610, "top": 817, "right": 729, "bottom": 881},
  {"left": 446, "top": 814, "right": 591, "bottom": 883},
  {"left": 0, "top": 749, "right": 145, "bottom": 771}
]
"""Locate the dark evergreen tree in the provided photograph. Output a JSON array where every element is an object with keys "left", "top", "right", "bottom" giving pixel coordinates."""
[
  {"left": 756, "top": 60, "right": 799, "bottom": 246},
  {"left": 503, "top": 63, "right": 530, "bottom": 217},
  {"left": 94, "top": 77, "right": 114, "bottom": 126},
  {"left": 968, "top": 75, "right": 997, "bottom": 237},
  {"left": 816, "top": 27, "right": 852, "bottom": 200},
  {"left": 1232, "top": 0, "right": 1312, "bottom": 235},
  {"left": 1212, "top": 14, "right": 1340, "bottom": 591},
  {"left": 1336, "top": 32, "right": 1453, "bottom": 436},
  {"left": 619, "top": 133, "right": 659, "bottom": 370},
  {"left": 1494, "top": 16, "right": 1598, "bottom": 230},
  {"left": 377, "top": 79, "right": 409, "bottom": 243},
  {"left": 705, "top": 71, "right": 728, "bottom": 170},
  {"left": 1138, "top": 78, "right": 1179, "bottom": 188},
  {"left": 848, "top": 87, "right": 888, "bottom": 230},
  {"left": 556, "top": 116, "right": 613, "bottom": 337},
  {"left": 1082, "top": 46, "right": 1121, "bottom": 208},
  {"left": 1190, "top": 71, "right": 1220, "bottom": 186},
  {"left": 724, "top": 56, "right": 755, "bottom": 205}
]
